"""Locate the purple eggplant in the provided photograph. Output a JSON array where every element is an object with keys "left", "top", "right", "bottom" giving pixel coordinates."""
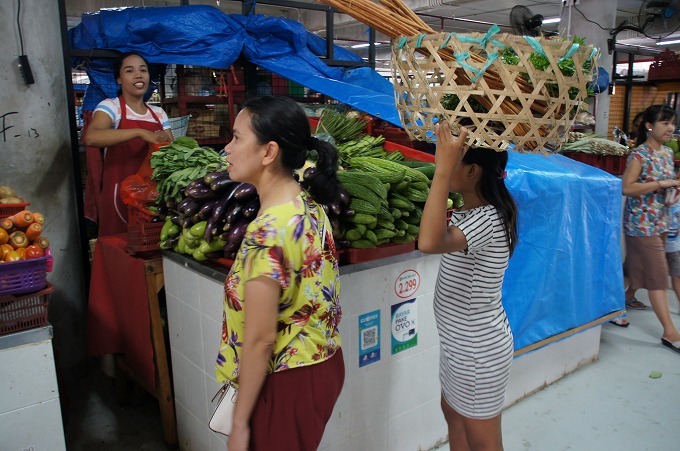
[
  {"left": 210, "top": 175, "right": 235, "bottom": 192},
  {"left": 342, "top": 208, "right": 355, "bottom": 217},
  {"left": 227, "top": 220, "right": 250, "bottom": 246},
  {"left": 210, "top": 193, "right": 233, "bottom": 222},
  {"left": 232, "top": 183, "right": 257, "bottom": 201},
  {"left": 337, "top": 186, "right": 351, "bottom": 206},
  {"left": 241, "top": 198, "right": 260, "bottom": 219},
  {"left": 184, "top": 178, "right": 209, "bottom": 196},
  {"left": 170, "top": 214, "right": 182, "bottom": 226},
  {"left": 225, "top": 202, "right": 244, "bottom": 225},
  {"left": 198, "top": 199, "right": 219, "bottom": 220},
  {"left": 204, "top": 216, "right": 219, "bottom": 243},
  {"left": 204, "top": 250, "right": 224, "bottom": 259},
  {"left": 204, "top": 171, "right": 230, "bottom": 184},
  {"left": 329, "top": 202, "right": 342, "bottom": 217},
  {"left": 223, "top": 239, "right": 240, "bottom": 255},
  {"left": 336, "top": 239, "right": 351, "bottom": 249},
  {"left": 303, "top": 166, "right": 317, "bottom": 181},
  {"left": 186, "top": 185, "right": 215, "bottom": 200},
  {"left": 182, "top": 215, "right": 196, "bottom": 229},
  {"left": 178, "top": 199, "right": 201, "bottom": 216}
]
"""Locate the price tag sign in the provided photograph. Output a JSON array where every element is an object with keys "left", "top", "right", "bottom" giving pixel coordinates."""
[{"left": 395, "top": 269, "right": 420, "bottom": 299}]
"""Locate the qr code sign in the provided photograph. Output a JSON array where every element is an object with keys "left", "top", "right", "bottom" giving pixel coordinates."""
[{"left": 361, "top": 325, "right": 378, "bottom": 351}]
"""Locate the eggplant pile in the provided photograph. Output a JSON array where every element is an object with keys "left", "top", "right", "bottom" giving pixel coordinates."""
[
  {"left": 158, "top": 171, "right": 259, "bottom": 262},
  {"left": 298, "top": 165, "right": 354, "bottom": 249}
]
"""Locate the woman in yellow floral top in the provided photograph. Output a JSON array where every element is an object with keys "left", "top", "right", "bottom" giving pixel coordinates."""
[{"left": 215, "top": 96, "right": 344, "bottom": 450}]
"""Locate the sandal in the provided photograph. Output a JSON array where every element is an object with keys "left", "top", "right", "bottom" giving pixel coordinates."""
[
  {"left": 625, "top": 297, "right": 647, "bottom": 310},
  {"left": 609, "top": 318, "right": 630, "bottom": 328},
  {"left": 661, "top": 338, "right": 680, "bottom": 355}
]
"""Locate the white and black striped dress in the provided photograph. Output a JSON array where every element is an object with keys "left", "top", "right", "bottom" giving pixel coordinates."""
[{"left": 434, "top": 205, "right": 514, "bottom": 419}]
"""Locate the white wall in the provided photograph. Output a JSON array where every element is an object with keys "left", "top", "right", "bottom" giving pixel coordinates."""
[{"left": 0, "top": 1, "right": 86, "bottom": 373}]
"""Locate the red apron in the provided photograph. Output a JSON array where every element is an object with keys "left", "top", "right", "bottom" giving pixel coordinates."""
[{"left": 95, "top": 96, "right": 163, "bottom": 237}]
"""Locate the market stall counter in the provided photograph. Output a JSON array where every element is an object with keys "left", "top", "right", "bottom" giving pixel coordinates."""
[{"left": 160, "top": 152, "right": 624, "bottom": 451}]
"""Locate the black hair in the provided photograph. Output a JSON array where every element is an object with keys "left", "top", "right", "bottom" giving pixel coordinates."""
[
  {"left": 462, "top": 147, "right": 518, "bottom": 256},
  {"left": 113, "top": 52, "right": 150, "bottom": 97},
  {"left": 241, "top": 95, "right": 341, "bottom": 206},
  {"left": 636, "top": 104, "right": 676, "bottom": 144}
]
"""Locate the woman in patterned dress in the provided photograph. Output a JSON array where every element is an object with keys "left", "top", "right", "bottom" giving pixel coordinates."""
[
  {"left": 622, "top": 104, "right": 680, "bottom": 355},
  {"left": 214, "top": 96, "right": 344, "bottom": 450},
  {"left": 418, "top": 122, "right": 518, "bottom": 450}
]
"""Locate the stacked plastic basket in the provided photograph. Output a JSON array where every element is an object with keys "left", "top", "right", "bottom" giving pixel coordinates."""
[{"left": 0, "top": 200, "right": 53, "bottom": 336}]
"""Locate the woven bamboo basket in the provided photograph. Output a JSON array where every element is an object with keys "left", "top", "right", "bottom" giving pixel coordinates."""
[{"left": 391, "top": 30, "right": 598, "bottom": 152}]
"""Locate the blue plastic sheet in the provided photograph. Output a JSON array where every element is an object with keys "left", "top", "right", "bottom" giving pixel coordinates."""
[
  {"left": 68, "top": 5, "right": 401, "bottom": 125},
  {"left": 503, "top": 153, "right": 624, "bottom": 350}
]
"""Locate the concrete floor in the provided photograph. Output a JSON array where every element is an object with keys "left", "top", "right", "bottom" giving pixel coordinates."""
[{"left": 64, "top": 291, "right": 680, "bottom": 451}]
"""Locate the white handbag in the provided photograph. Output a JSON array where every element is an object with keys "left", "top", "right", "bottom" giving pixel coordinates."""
[{"left": 209, "top": 381, "right": 238, "bottom": 436}]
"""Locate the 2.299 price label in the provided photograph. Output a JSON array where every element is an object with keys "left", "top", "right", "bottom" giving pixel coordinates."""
[{"left": 394, "top": 269, "right": 420, "bottom": 298}]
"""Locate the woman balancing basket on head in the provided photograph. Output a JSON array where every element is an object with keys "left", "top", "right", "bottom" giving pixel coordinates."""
[{"left": 320, "top": 1, "right": 597, "bottom": 450}]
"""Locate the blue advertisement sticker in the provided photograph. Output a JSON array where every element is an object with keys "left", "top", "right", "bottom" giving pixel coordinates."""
[{"left": 358, "top": 310, "right": 381, "bottom": 367}]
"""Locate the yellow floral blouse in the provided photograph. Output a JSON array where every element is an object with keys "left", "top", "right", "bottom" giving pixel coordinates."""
[{"left": 215, "top": 191, "right": 342, "bottom": 384}]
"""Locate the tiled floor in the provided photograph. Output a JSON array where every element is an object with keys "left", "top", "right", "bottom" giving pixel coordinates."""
[{"left": 64, "top": 291, "right": 680, "bottom": 450}]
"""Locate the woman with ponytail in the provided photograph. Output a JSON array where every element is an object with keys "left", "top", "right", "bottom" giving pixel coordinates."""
[
  {"left": 419, "top": 122, "right": 518, "bottom": 451},
  {"left": 214, "top": 96, "right": 344, "bottom": 450}
]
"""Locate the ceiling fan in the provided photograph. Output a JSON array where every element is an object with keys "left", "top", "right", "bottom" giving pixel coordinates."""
[{"left": 608, "top": 0, "right": 680, "bottom": 53}]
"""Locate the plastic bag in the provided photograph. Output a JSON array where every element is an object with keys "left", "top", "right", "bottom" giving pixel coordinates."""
[{"left": 120, "top": 143, "right": 166, "bottom": 211}]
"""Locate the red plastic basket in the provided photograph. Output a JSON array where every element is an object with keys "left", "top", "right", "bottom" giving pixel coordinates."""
[
  {"left": 341, "top": 241, "right": 416, "bottom": 265},
  {"left": 0, "top": 256, "right": 49, "bottom": 296},
  {"left": 0, "top": 283, "right": 54, "bottom": 336},
  {"left": 564, "top": 152, "right": 627, "bottom": 176},
  {"left": 0, "top": 199, "right": 30, "bottom": 219},
  {"left": 126, "top": 206, "right": 164, "bottom": 254}
]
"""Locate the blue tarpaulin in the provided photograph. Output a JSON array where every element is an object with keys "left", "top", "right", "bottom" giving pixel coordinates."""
[
  {"left": 68, "top": 5, "right": 400, "bottom": 125},
  {"left": 504, "top": 153, "right": 624, "bottom": 350}
]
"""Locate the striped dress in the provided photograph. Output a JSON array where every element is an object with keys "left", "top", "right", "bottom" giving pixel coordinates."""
[{"left": 433, "top": 205, "right": 514, "bottom": 419}]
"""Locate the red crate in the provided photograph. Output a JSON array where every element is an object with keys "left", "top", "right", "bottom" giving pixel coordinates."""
[
  {"left": 126, "top": 206, "right": 163, "bottom": 254},
  {"left": 0, "top": 283, "right": 54, "bottom": 336},
  {"left": 341, "top": 241, "right": 416, "bottom": 265},
  {"left": 0, "top": 199, "right": 30, "bottom": 219},
  {"left": 384, "top": 141, "right": 435, "bottom": 163},
  {"left": 564, "top": 153, "right": 627, "bottom": 176},
  {"left": 0, "top": 256, "right": 50, "bottom": 296}
]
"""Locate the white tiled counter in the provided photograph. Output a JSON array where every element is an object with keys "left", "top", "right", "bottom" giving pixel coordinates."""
[
  {"left": 163, "top": 251, "right": 603, "bottom": 451},
  {"left": 0, "top": 326, "right": 66, "bottom": 450}
]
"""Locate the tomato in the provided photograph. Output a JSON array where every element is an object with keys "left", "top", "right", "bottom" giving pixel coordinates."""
[
  {"left": 15, "top": 247, "right": 27, "bottom": 259},
  {"left": 4, "top": 250, "right": 22, "bottom": 262},
  {"left": 0, "top": 228, "right": 8, "bottom": 245},
  {"left": 25, "top": 244, "right": 44, "bottom": 259},
  {"left": 0, "top": 243, "right": 12, "bottom": 259}
]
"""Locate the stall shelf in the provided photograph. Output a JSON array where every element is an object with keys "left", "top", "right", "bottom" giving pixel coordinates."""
[{"left": 160, "top": 152, "right": 624, "bottom": 450}]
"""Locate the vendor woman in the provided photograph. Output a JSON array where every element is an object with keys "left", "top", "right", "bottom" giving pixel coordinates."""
[{"left": 83, "top": 52, "right": 173, "bottom": 237}]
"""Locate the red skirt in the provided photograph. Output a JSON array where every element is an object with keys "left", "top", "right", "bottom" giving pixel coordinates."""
[{"left": 249, "top": 349, "right": 345, "bottom": 451}]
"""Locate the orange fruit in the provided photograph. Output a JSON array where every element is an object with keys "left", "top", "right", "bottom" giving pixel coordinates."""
[
  {"left": 4, "top": 250, "right": 22, "bottom": 262},
  {"left": 0, "top": 243, "right": 12, "bottom": 259},
  {"left": 25, "top": 244, "right": 44, "bottom": 259}
]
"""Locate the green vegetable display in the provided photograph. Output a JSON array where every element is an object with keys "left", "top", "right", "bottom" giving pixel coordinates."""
[{"left": 150, "top": 138, "right": 226, "bottom": 206}]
